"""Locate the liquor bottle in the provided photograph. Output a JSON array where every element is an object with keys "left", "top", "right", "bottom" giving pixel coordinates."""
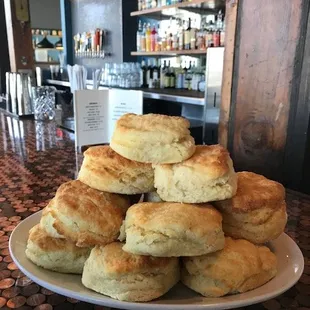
[
  {"left": 137, "top": 20, "right": 142, "bottom": 51},
  {"left": 178, "top": 20, "right": 184, "bottom": 50},
  {"left": 213, "top": 29, "right": 220, "bottom": 47},
  {"left": 172, "top": 33, "right": 178, "bottom": 50},
  {"left": 183, "top": 60, "right": 187, "bottom": 72},
  {"left": 142, "top": 0, "right": 146, "bottom": 10},
  {"left": 140, "top": 59, "right": 148, "bottom": 87},
  {"left": 141, "top": 23, "right": 146, "bottom": 51},
  {"left": 160, "top": 60, "right": 167, "bottom": 88},
  {"left": 176, "top": 64, "right": 184, "bottom": 89},
  {"left": 208, "top": 29, "right": 214, "bottom": 47},
  {"left": 162, "top": 31, "right": 167, "bottom": 51},
  {"left": 166, "top": 0, "right": 172, "bottom": 5},
  {"left": 151, "top": 24, "right": 157, "bottom": 52},
  {"left": 170, "top": 67, "right": 176, "bottom": 88},
  {"left": 164, "top": 67, "right": 170, "bottom": 89},
  {"left": 146, "top": 59, "right": 153, "bottom": 87},
  {"left": 138, "top": 0, "right": 142, "bottom": 11},
  {"left": 146, "top": 23, "right": 151, "bottom": 52},
  {"left": 186, "top": 62, "right": 193, "bottom": 90},
  {"left": 155, "top": 24, "right": 161, "bottom": 51},
  {"left": 184, "top": 18, "right": 191, "bottom": 50},
  {"left": 167, "top": 33, "right": 172, "bottom": 51},
  {"left": 216, "top": 10, "right": 224, "bottom": 30},
  {"left": 190, "top": 19, "right": 197, "bottom": 50},
  {"left": 153, "top": 59, "right": 160, "bottom": 87},
  {"left": 151, "top": 0, "right": 157, "bottom": 8}
]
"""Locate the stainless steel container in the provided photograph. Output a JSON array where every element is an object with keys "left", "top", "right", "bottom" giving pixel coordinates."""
[
  {"left": 5, "top": 72, "right": 11, "bottom": 112},
  {"left": 17, "top": 73, "right": 33, "bottom": 115},
  {"left": 6, "top": 72, "right": 33, "bottom": 116},
  {"left": 9, "top": 73, "right": 17, "bottom": 115}
]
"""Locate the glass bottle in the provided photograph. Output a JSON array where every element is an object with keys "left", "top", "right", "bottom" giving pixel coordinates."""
[
  {"left": 178, "top": 19, "right": 184, "bottom": 50},
  {"left": 146, "top": 23, "right": 152, "bottom": 52},
  {"left": 141, "top": 23, "right": 146, "bottom": 52},
  {"left": 170, "top": 67, "right": 176, "bottom": 88},
  {"left": 151, "top": 24, "right": 157, "bottom": 52},
  {"left": 162, "top": 31, "right": 167, "bottom": 51},
  {"left": 136, "top": 20, "right": 142, "bottom": 51},
  {"left": 140, "top": 59, "right": 148, "bottom": 87},
  {"left": 184, "top": 18, "right": 191, "bottom": 50},
  {"left": 155, "top": 24, "right": 161, "bottom": 51}
]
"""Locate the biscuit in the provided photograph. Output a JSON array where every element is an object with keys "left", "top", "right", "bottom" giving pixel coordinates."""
[
  {"left": 182, "top": 237, "right": 277, "bottom": 297},
  {"left": 49, "top": 180, "right": 131, "bottom": 247},
  {"left": 40, "top": 199, "right": 65, "bottom": 239},
  {"left": 153, "top": 145, "right": 237, "bottom": 203},
  {"left": 213, "top": 172, "right": 287, "bottom": 244},
  {"left": 119, "top": 202, "right": 225, "bottom": 257},
  {"left": 26, "top": 224, "right": 90, "bottom": 274},
  {"left": 82, "top": 242, "right": 179, "bottom": 302},
  {"left": 78, "top": 146, "right": 154, "bottom": 194},
  {"left": 110, "top": 113, "right": 195, "bottom": 164}
]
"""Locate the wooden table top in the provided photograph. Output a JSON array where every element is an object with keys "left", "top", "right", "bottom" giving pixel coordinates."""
[{"left": 0, "top": 113, "right": 308, "bottom": 310}]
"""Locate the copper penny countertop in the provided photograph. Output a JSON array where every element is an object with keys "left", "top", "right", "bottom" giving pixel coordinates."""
[{"left": 0, "top": 114, "right": 308, "bottom": 310}]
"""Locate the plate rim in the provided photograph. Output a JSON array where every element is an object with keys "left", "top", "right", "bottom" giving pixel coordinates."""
[{"left": 9, "top": 211, "right": 305, "bottom": 310}]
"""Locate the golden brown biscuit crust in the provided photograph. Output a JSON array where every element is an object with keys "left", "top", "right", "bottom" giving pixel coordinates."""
[
  {"left": 28, "top": 224, "right": 84, "bottom": 253},
  {"left": 83, "top": 145, "right": 152, "bottom": 170},
  {"left": 51, "top": 180, "right": 130, "bottom": 247},
  {"left": 78, "top": 146, "right": 154, "bottom": 194},
  {"left": 182, "top": 237, "right": 277, "bottom": 297},
  {"left": 125, "top": 202, "right": 223, "bottom": 237},
  {"left": 217, "top": 171, "right": 285, "bottom": 213},
  {"left": 121, "top": 202, "right": 225, "bottom": 256},
  {"left": 159, "top": 145, "right": 232, "bottom": 179},
  {"left": 115, "top": 113, "right": 191, "bottom": 140},
  {"left": 97, "top": 242, "right": 176, "bottom": 276},
  {"left": 110, "top": 113, "right": 196, "bottom": 164}
]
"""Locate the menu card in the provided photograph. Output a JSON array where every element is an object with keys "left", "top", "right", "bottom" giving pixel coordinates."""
[{"left": 74, "top": 89, "right": 143, "bottom": 151}]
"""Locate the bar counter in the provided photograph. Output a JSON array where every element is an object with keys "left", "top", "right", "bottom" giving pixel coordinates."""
[{"left": 0, "top": 114, "right": 309, "bottom": 310}]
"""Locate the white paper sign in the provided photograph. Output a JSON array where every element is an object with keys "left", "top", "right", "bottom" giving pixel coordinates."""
[{"left": 74, "top": 89, "right": 143, "bottom": 151}]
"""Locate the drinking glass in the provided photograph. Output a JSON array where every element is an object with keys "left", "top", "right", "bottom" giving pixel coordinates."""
[{"left": 32, "top": 86, "right": 56, "bottom": 121}]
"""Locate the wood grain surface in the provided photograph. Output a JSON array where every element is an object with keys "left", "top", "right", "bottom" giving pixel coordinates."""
[
  {"left": 218, "top": 0, "right": 238, "bottom": 148},
  {"left": 227, "top": 0, "right": 303, "bottom": 181},
  {"left": 4, "top": 0, "right": 34, "bottom": 72}
]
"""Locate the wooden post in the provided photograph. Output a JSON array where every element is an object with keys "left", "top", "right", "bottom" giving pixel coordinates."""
[
  {"left": 4, "top": 0, "right": 34, "bottom": 72},
  {"left": 220, "top": 0, "right": 306, "bottom": 183}
]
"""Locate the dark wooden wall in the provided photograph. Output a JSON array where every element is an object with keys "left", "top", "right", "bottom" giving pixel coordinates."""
[
  {"left": 4, "top": 0, "right": 34, "bottom": 72},
  {"left": 0, "top": 0, "right": 10, "bottom": 93},
  {"left": 221, "top": 0, "right": 310, "bottom": 191}
]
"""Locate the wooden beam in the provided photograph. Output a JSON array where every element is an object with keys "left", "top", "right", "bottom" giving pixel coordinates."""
[
  {"left": 218, "top": 0, "right": 238, "bottom": 148},
  {"left": 228, "top": 0, "right": 304, "bottom": 181},
  {"left": 4, "top": 0, "right": 34, "bottom": 72}
]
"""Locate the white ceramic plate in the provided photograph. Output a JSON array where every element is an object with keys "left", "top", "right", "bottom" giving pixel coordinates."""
[{"left": 10, "top": 211, "right": 304, "bottom": 310}]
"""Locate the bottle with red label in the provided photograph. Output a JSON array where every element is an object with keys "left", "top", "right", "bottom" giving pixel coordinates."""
[
  {"left": 151, "top": 24, "right": 157, "bottom": 52},
  {"left": 213, "top": 29, "right": 220, "bottom": 47}
]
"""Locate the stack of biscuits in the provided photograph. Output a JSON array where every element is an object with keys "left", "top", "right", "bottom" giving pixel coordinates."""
[{"left": 25, "top": 113, "right": 287, "bottom": 302}]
